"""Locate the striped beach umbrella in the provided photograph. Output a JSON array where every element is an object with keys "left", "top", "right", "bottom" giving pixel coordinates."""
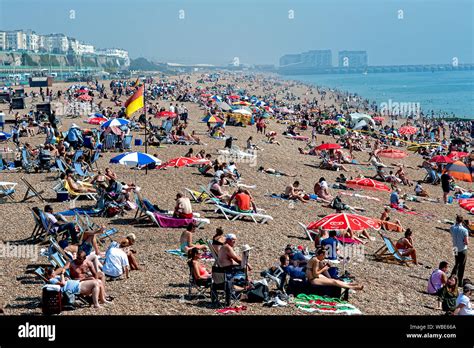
[
  {"left": 110, "top": 152, "right": 161, "bottom": 166},
  {"left": 86, "top": 117, "right": 108, "bottom": 125},
  {"left": 0, "top": 132, "right": 12, "bottom": 141},
  {"left": 101, "top": 118, "right": 130, "bottom": 129}
]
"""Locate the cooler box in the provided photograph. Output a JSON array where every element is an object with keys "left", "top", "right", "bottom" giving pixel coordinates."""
[
  {"left": 135, "top": 139, "right": 143, "bottom": 146},
  {"left": 57, "top": 191, "right": 69, "bottom": 202}
]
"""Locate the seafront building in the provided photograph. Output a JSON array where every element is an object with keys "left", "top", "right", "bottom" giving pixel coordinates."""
[{"left": 338, "top": 51, "right": 368, "bottom": 67}]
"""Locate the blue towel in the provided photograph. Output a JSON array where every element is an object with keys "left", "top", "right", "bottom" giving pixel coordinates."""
[{"left": 58, "top": 208, "right": 102, "bottom": 216}]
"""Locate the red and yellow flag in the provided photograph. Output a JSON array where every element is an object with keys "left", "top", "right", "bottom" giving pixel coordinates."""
[{"left": 124, "top": 86, "right": 144, "bottom": 117}]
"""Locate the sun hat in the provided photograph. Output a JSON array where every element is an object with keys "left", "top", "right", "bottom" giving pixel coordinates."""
[
  {"left": 241, "top": 244, "right": 253, "bottom": 252},
  {"left": 225, "top": 233, "right": 236, "bottom": 241}
]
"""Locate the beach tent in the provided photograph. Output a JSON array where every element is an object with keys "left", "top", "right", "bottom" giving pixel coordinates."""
[
  {"left": 346, "top": 178, "right": 391, "bottom": 192},
  {"left": 349, "top": 113, "right": 375, "bottom": 129},
  {"left": 446, "top": 161, "right": 473, "bottom": 183},
  {"left": 307, "top": 213, "right": 381, "bottom": 232}
]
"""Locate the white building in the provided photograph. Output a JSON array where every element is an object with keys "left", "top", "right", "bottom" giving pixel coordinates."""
[
  {"left": 44, "top": 33, "right": 69, "bottom": 53},
  {"left": 0, "top": 32, "right": 6, "bottom": 50},
  {"left": 96, "top": 48, "right": 130, "bottom": 66},
  {"left": 78, "top": 42, "right": 95, "bottom": 55},
  {"left": 25, "top": 30, "right": 40, "bottom": 52},
  {"left": 6, "top": 30, "right": 27, "bottom": 50},
  {"left": 68, "top": 37, "right": 79, "bottom": 54}
]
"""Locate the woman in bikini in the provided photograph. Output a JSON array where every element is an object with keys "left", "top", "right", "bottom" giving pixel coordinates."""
[
  {"left": 395, "top": 229, "right": 418, "bottom": 264},
  {"left": 306, "top": 248, "right": 364, "bottom": 290},
  {"left": 179, "top": 223, "right": 207, "bottom": 254},
  {"left": 188, "top": 248, "right": 212, "bottom": 286}
]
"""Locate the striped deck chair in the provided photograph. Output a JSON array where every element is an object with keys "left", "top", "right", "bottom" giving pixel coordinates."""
[{"left": 374, "top": 231, "right": 415, "bottom": 266}]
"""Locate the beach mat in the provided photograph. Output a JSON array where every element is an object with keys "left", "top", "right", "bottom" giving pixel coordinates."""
[
  {"left": 268, "top": 193, "right": 318, "bottom": 201},
  {"left": 293, "top": 294, "right": 362, "bottom": 315}
]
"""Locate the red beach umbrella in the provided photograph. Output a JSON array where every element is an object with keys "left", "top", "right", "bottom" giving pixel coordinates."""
[
  {"left": 77, "top": 94, "right": 92, "bottom": 101},
  {"left": 315, "top": 143, "right": 342, "bottom": 151},
  {"left": 398, "top": 126, "right": 418, "bottom": 135},
  {"left": 378, "top": 149, "right": 408, "bottom": 159},
  {"left": 322, "top": 120, "right": 338, "bottom": 125},
  {"left": 307, "top": 213, "right": 381, "bottom": 231},
  {"left": 429, "top": 155, "right": 454, "bottom": 164},
  {"left": 157, "top": 157, "right": 203, "bottom": 169},
  {"left": 447, "top": 151, "right": 469, "bottom": 161},
  {"left": 346, "top": 178, "right": 391, "bottom": 192},
  {"left": 155, "top": 111, "right": 177, "bottom": 118}
]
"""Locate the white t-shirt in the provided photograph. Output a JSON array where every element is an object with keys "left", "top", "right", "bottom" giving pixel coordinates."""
[
  {"left": 44, "top": 212, "right": 58, "bottom": 225},
  {"left": 456, "top": 293, "right": 474, "bottom": 316},
  {"left": 320, "top": 180, "right": 329, "bottom": 190},
  {"left": 102, "top": 247, "right": 129, "bottom": 277}
]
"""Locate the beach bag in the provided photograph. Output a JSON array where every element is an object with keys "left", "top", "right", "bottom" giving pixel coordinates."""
[
  {"left": 61, "top": 290, "right": 76, "bottom": 310},
  {"left": 245, "top": 282, "right": 269, "bottom": 303},
  {"left": 42, "top": 284, "right": 62, "bottom": 315}
]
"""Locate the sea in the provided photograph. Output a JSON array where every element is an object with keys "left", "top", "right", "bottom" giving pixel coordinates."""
[{"left": 284, "top": 70, "right": 474, "bottom": 120}]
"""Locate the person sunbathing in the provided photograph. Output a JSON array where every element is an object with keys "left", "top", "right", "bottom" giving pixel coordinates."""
[
  {"left": 415, "top": 181, "right": 429, "bottom": 197},
  {"left": 210, "top": 176, "right": 232, "bottom": 201},
  {"left": 119, "top": 233, "right": 140, "bottom": 271},
  {"left": 395, "top": 229, "right": 418, "bottom": 265},
  {"left": 229, "top": 187, "right": 257, "bottom": 213},
  {"left": 188, "top": 247, "right": 212, "bottom": 286},
  {"left": 45, "top": 266, "right": 107, "bottom": 309},
  {"left": 65, "top": 170, "right": 96, "bottom": 193},
  {"left": 284, "top": 181, "right": 309, "bottom": 203},
  {"left": 173, "top": 192, "right": 193, "bottom": 219},
  {"left": 306, "top": 248, "right": 364, "bottom": 290},
  {"left": 179, "top": 223, "right": 207, "bottom": 253},
  {"left": 314, "top": 177, "right": 332, "bottom": 203},
  {"left": 396, "top": 165, "right": 412, "bottom": 186},
  {"left": 379, "top": 207, "right": 404, "bottom": 232},
  {"left": 258, "top": 166, "right": 296, "bottom": 177}
]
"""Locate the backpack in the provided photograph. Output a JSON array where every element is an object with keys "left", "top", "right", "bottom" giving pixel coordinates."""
[{"left": 245, "top": 282, "right": 269, "bottom": 303}]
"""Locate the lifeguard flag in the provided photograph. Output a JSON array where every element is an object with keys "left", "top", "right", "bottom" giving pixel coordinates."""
[{"left": 125, "top": 86, "right": 144, "bottom": 117}]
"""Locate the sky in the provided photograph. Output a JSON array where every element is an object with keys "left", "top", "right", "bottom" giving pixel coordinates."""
[{"left": 0, "top": 0, "right": 473, "bottom": 66}]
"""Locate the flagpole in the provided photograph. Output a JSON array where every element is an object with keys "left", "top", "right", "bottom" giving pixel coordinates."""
[{"left": 144, "top": 80, "right": 148, "bottom": 175}]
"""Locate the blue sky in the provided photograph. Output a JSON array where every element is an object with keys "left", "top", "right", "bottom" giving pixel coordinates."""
[{"left": 0, "top": 0, "right": 472, "bottom": 65}]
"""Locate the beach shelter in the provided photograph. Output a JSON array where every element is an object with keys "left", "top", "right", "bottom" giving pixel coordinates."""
[
  {"left": 202, "top": 115, "right": 223, "bottom": 123},
  {"left": 445, "top": 161, "right": 473, "bottom": 183},
  {"left": 315, "top": 143, "right": 341, "bottom": 151},
  {"left": 346, "top": 178, "right": 391, "bottom": 192},
  {"left": 377, "top": 149, "right": 408, "bottom": 159},
  {"left": 398, "top": 126, "right": 418, "bottom": 135},
  {"left": 101, "top": 118, "right": 130, "bottom": 129},
  {"left": 429, "top": 155, "right": 454, "bottom": 164},
  {"left": 110, "top": 152, "right": 161, "bottom": 167},
  {"left": 157, "top": 157, "right": 205, "bottom": 169},
  {"left": 155, "top": 111, "right": 177, "bottom": 118},
  {"left": 307, "top": 213, "right": 381, "bottom": 232}
]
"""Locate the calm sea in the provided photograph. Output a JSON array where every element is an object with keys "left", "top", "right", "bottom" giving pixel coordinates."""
[{"left": 285, "top": 70, "right": 474, "bottom": 119}]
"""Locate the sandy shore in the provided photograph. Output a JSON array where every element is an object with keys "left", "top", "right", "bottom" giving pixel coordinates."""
[{"left": 0, "top": 73, "right": 471, "bottom": 315}]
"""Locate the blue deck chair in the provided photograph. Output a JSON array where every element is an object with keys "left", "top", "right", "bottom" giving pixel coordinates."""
[
  {"left": 72, "top": 150, "right": 84, "bottom": 162},
  {"left": 89, "top": 150, "right": 101, "bottom": 169},
  {"left": 73, "top": 162, "right": 93, "bottom": 179},
  {"left": 374, "top": 232, "right": 415, "bottom": 266},
  {"left": 103, "top": 134, "right": 117, "bottom": 151}
]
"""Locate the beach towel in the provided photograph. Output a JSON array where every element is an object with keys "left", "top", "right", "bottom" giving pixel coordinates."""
[
  {"left": 285, "top": 135, "right": 309, "bottom": 141},
  {"left": 165, "top": 249, "right": 214, "bottom": 261},
  {"left": 152, "top": 212, "right": 196, "bottom": 228},
  {"left": 216, "top": 305, "right": 247, "bottom": 314},
  {"left": 338, "top": 191, "right": 381, "bottom": 202},
  {"left": 336, "top": 236, "right": 362, "bottom": 245},
  {"left": 57, "top": 208, "right": 102, "bottom": 216},
  {"left": 293, "top": 294, "right": 362, "bottom": 315},
  {"left": 268, "top": 193, "right": 318, "bottom": 201}
]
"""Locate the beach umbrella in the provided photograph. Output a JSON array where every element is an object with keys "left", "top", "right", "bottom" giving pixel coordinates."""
[
  {"left": 346, "top": 178, "right": 391, "bottom": 192},
  {"left": 157, "top": 157, "right": 203, "bottom": 169},
  {"left": 315, "top": 143, "right": 342, "bottom": 151},
  {"left": 202, "top": 115, "right": 223, "bottom": 123},
  {"left": 373, "top": 117, "right": 385, "bottom": 122},
  {"left": 307, "top": 213, "right": 381, "bottom": 232},
  {"left": 398, "top": 126, "right": 418, "bottom": 135},
  {"left": 155, "top": 111, "right": 177, "bottom": 118},
  {"left": 201, "top": 93, "right": 212, "bottom": 97},
  {"left": 210, "top": 95, "right": 222, "bottom": 102},
  {"left": 322, "top": 119, "right": 338, "bottom": 125},
  {"left": 216, "top": 101, "right": 232, "bottom": 111},
  {"left": 101, "top": 118, "right": 129, "bottom": 129},
  {"left": 77, "top": 94, "right": 92, "bottom": 101},
  {"left": 77, "top": 88, "right": 88, "bottom": 94},
  {"left": 232, "top": 101, "right": 251, "bottom": 106},
  {"left": 233, "top": 109, "right": 252, "bottom": 116},
  {"left": 86, "top": 117, "right": 108, "bottom": 125},
  {"left": 110, "top": 152, "right": 161, "bottom": 166},
  {"left": 377, "top": 149, "right": 408, "bottom": 159},
  {"left": 448, "top": 151, "right": 469, "bottom": 161},
  {"left": 446, "top": 161, "right": 473, "bottom": 183},
  {"left": 0, "top": 132, "right": 12, "bottom": 141},
  {"left": 229, "top": 95, "right": 240, "bottom": 100},
  {"left": 430, "top": 155, "right": 454, "bottom": 164},
  {"left": 93, "top": 113, "right": 106, "bottom": 118}
]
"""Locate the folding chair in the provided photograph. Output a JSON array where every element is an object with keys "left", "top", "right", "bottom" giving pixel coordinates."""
[
  {"left": 72, "top": 150, "right": 84, "bottom": 162},
  {"left": 63, "top": 180, "right": 97, "bottom": 202},
  {"left": 103, "top": 134, "right": 117, "bottom": 151},
  {"left": 73, "top": 162, "right": 93, "bottom": 179},
  {"left": 298, "top": 222, "right": 317, "bottom": 242},
  {"left": 187, "top": 261, "right": 211, "bottom": 300},
  {"left": 374, "top": 231, "right": 415, "bottom": 266},
  {"left": 21, "top": 176, "right": 46, "bottom": 202},
  {"left": 89, "top": 150, "right": 101, "bottom": 170},
  {"left": 0, "top": 181, "right": 17, "bottom": 202},
  {"left": 29, "top": 207, "right": 50, "bottom": 244}
]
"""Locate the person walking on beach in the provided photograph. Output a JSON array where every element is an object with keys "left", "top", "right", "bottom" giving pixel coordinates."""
[{"left": 450, "top": 215, "right": 469, "bottom": 286}]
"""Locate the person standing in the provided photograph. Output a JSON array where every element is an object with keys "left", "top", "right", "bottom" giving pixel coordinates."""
[
  {"left": 441, "top": 172, "right": 452, "bottom": 204},
  {"left": 450, "top": 215, "right": 469, "bottom": 285}
]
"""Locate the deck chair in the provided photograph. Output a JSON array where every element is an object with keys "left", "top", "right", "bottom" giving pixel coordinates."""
[
  {"left": 187, "top": 261, "right": 211, "bottom": 299},
  {"left": 89, "top": 150, "right": 101, "bottom": 169},
  {"left": 29, "top": 207, "right": 51, "bottom": 244},
  {"left": 0, "top": 181, "right": 17, "bottom": 202},
  {"left": 133, "top": 191, "right": 149, "bottom": 222},
  {"left": 298, "top": 222, "right": 317, "bottom": 242},
  {"left": 21, "top": 147, "right": 37, "bottom": 173},
  {"left": 55, "top": 158, "right": 68, "bottom": 175},
  {"left": 64, "top": 180, "right": 97, "bottom": 202},
  {"left": 21, "top": 176, "right": 46, "bottom": 202},
  {"left": 103, "top": 134, "right": 117, "bottom": 151},
  {"left": 73, "top": 162, "right": 93, "bottom": 179},
  {"left": 374, "top": 231, "right": 415, "bottom": 266},
  {"left": 72, "top": 150, "right": 84, "bottom": 162},
  {"left": 213, "top": 204, "right": 273, "bottom": 224}
]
